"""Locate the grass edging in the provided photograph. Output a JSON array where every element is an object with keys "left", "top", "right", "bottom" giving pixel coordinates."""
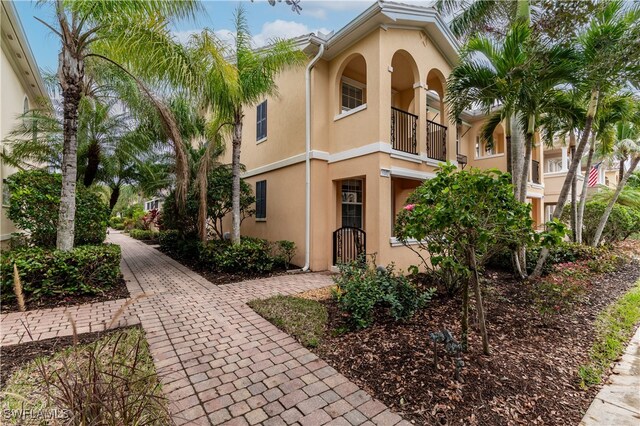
[
  {"left": 248, "top": 295, "right": 328, "bottom": 348},
  {"left": 578, "top": 279, "right": 640, "bottom": 387}
]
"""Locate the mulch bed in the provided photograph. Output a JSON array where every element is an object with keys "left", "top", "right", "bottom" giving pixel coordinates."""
[
  {"left": 0, "top": 325, "right": 139, "bottom": 389},
  {"left": 1, "top": 277, "right": 130, "bottom": 314},
  {"left": 312, "top": 262, "right": 640, "bottom": 426},
  {"left": 156, "top": 247, "right": 294, "bottom": 285}
]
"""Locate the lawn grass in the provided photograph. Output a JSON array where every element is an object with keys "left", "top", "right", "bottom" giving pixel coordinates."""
[
  {"left": 248, "top": 295, "right": 328, "bottom": 348},
  {"left": 578, "top": 279, "right": 640, "bottom": 387},
  {"left": 1, "top": 327, "right": 170, "bottom": 425}
]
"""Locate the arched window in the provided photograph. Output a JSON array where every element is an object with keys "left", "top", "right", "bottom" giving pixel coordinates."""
[
  {"left": 338, "top": 54, "right": 367, "bottom": 114},
  {"left": 23, "top": 96, "right": 29, "bottom": 114}
]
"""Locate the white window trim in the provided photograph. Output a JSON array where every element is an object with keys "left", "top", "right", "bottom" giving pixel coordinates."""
[
  {"left": 255, "top": 218, "right": 267, "bottom": 222},
  {"left": 334, "top": 103, "right": 367, "bottom": 121},
  {"left": 341, "top": 76, "right": 366, "bottom": 90},
  {"left": 256, "top": 137, "right": 267, "bottom": 144},
  {"left": 389, "top": 237, "right": 427, "bottom": 247}
]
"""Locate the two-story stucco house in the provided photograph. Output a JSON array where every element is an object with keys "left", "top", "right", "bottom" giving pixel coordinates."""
[
  {"left": 223, "top": 1, "right": 545, "bottom": 271},
  {"left": 1, "top": 1, "right": 49, "bottom": 247}
]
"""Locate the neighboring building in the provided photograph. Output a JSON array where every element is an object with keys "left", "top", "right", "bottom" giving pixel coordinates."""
[
  {"left": 143, "top": 197, "right": 164, "bottom": 212},
  {"left": 1, "top": 1, "right": 48, "bottom": 246},
  {"left": 221, "top": 1, "right": 545, "bottom": 271}
]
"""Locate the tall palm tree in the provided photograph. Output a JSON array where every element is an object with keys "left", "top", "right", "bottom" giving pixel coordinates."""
[
  {"left": 188, "top": 5, "right": 305, "bottom": 244},
  {"left": 592, "top": 120, "right": 640, "bottom": 246},
  {"left": 532, "top": 0, "right": 640, "bottom": 275},
  {"left": 37, "top": 0, "right": 200, "bottom": 250}
]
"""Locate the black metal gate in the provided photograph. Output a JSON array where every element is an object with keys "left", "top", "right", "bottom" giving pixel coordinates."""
[{"left": 333, "top": 227, "right": 366, "bottom": 265}]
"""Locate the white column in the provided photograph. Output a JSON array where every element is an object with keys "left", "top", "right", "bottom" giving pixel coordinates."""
[{"left": 561, "top": 146, "right": 568, "bottom": 171}]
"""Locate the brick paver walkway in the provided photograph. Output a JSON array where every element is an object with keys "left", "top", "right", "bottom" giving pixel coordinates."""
[{"left": 1, "top": 233, "right": 408, "bottom": 426}]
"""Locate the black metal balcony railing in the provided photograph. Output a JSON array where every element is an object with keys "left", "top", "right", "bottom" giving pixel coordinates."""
[
  {"left": 426, "top": 119, "right": 447, "bottom": 161},
  {"left": 532, "top": 159, "right": 540, "bottom": 184},
  {"left": 390, "top": 107, "right": 418, "bottom": 155}
]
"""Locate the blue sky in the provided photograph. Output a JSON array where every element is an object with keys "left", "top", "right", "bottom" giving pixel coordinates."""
[{"left": 14, "top": 0, "right": 388, "bottom": 76}]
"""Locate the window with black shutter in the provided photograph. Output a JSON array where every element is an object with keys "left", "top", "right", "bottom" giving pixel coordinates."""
[
  {"left": 256, "top": 100, "right": 267, "bottom": 141},
  {"left": 256, "top": 180, "right": 267, "bottom": 219}
]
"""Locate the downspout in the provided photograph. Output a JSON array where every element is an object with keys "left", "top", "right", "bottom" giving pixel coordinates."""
[{"left": 302, "top": 42, "right": 325, "bottom": 272}]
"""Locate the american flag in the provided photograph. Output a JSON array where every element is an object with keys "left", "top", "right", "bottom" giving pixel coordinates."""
[{"left": 588, "top": 162, "right": 601, "bottom": 187}]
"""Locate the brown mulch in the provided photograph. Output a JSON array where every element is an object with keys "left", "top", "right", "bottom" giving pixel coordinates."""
[
  {"left": 0, "top": 326, "right": 139, "bottom": 389},
  {"left": 1, "top": 277, "right": 130, "bottom": 314},
  {"left": 156, "top": 247, "right": 295, "bottom": 285},
  {"left": 312, "top": 262, "right": 640, "bottom": 426}
]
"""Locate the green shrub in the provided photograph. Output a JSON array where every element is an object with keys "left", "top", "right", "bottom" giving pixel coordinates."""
[
  {"left": 273, "top": 240, "right": 296, "bottom": 270},
  {"left": 333, "top": 259, "right": 434, "bottom": 329},
  {"left": 129, "top": 229, "right": 158, "bottom": 241},
  {"left": 5, "top": 170, "right": 109, "bottom": 247},
  {"left": 109, "top": 216, "right": 124, "bottom": 227},
  {"left": 579, "top": 201, "right": 635, "bottom": 245},
  {"left": 158, "top": 230, "right": 180, "bottom": 254},
  {"left": 200, "top": 237, "right": 275, "bottom": 274},
  {"left": 1, "top": 244, "right": 121, "bottom": 304}
]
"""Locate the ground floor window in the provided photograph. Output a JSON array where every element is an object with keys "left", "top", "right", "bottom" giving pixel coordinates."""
[
  {"left": 545, "top": 204, "right": 556, "bottom": 223},
  {"left": 256, "top": 180, "right": 267, "bottom": 219},
  {"left": 341, "top": 179, "right": 363, "bottom": 228}
]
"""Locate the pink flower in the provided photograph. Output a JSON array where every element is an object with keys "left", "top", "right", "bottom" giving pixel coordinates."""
[{"left": 404, "top": 204, "right": 416, "bottom": 211}]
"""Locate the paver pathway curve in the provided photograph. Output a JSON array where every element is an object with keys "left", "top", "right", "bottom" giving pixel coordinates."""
[{"left": 2, "top": 232, "right": 408, "bottom": 426}]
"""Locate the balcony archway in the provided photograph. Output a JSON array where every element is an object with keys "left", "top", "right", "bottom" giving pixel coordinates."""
[
  {"left": 425, "top": 68, "right": 448, "bottom": 161},
  {"left": 336, "top": 53, "right": 367, "bottom": 115},
  {"left": 390, "top": 50, "right": 420, "bottom": 154}
]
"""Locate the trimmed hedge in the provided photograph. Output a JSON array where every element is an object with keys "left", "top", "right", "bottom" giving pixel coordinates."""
[
  {"left": 5, "top": 170, "right": 109, "bottom": 247},
  {"left": 1, "top": 244, "right": 122, "bottom": 304},
  {"left": 129, "top": 229, "right": 158, "bottom": 241}
]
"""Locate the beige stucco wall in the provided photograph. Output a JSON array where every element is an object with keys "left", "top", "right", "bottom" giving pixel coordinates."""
[
  {"left": 225, "top": 25, "right": 549, "bottom": 271},
  {"left": 1, "top": 46, "right": 32, "bottom": 243}
]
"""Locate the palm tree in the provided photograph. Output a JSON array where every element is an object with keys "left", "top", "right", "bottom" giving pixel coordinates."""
[
  {"left": 188, "top": 5, "right": 305, "bottom": 244},
  {"left": 37, "top": 0, "right": 200, "bottom": 250},
  {"left": 532, "top": 1, "right": 640, "bottom": 275},
  {"left": 592, "top": 121, "right": 640, "bottom": 246}
]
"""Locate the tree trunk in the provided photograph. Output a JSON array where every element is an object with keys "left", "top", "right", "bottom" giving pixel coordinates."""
[
  {"left": 198, "top": 169, "right": 208, "bottom": 243},
  {"left": 510, "top": 116, "right": 525, "bottom": 202},
  {"left": 469, "top": 249, "right": 490, "bottom": 355},
  {"left": 109, "top": 185, "right": 120, "bottom": 213},
  {"left": 56, "top": 26, "right": 84, "bottom": 251},
  {"left": 83, "top": 140, "right": 100, "bottom": 187},
  {"left": 518, "top": 128, "right": 533, "bottom": 204},
  {"left": 231, "top": 112, "right": 243, "bottom": 244},
  {"left": 576, "top": 133, "right": 595, "bottom": 244},
  {"left": 532, "top": 88, "right": 599, "bottom": 277},
  {"left": 461, "top": 277, "right": 469, "bottom": 352},
  {"left": 591, "top": 156, "right": 640, "bottom": 246}
]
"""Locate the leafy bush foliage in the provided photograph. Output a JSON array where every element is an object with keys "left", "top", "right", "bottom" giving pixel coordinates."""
[
  {"left": 333, "top": 258, "right": 434, "bottom": 329},
  {"left": 1, "top": 244, "right": 121, "bottom": 304},
  {"left": 575, "top": 201, "right": 637, "bottom": 245},
  {"left": 199, "top": 237, "right": 275, "bottom": 274},
  {"left": 6, "top": 170, "right": 109, "bottom": 247},
  {"left": 129, "top": 229, "right": 158, "bottom": 241},
  {"left": 273, "top": 240, "right": 296, "bottom": 270}
]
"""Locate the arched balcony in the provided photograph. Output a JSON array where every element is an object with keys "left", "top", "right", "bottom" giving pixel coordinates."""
[{"left": 390, "top": 50, "right": 420, "bottom": 155}]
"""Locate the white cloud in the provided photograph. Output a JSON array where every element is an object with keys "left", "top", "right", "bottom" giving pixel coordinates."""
[
  {"left": 173, "top": 29, "right": 200, "bottom": 45},
  {"left": 253, "top": 19, "right": 329, "bottom": 46},
  {"left": 302, "top": 7, "right": 327, "bottom": 19}
]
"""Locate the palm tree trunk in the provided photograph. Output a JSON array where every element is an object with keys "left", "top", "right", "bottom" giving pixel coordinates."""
[
  {"left": 570, "top": 154, "right": 578, "bottom": 242},
  {"left": 109, "top": 184, "right": 121, "bottom": 213},
  {"left": 468, "top": 248, "right": 489, "bottom": 355},
  {"left": 83, "top": 140, "right": 100, "bottom": 187},
  {"left": 576, "top": 133, "right": 596, "bottom": 244},
  {"left": 56, "top": 21, "right": 84, "bottom": 251},
  {"left": 532, "top": 88, "right": 599, "bottom": 277},
  {"left": 510, "top": 116, "right": 525, "bottom": 202},
  {"left": 198, "top": 169, "right": 208, "bottom": 243},
  {"left": 519, "top": 132, "right": 533, "bottom": 203},
  {"left": 231, "top": 112, "right": 243, "bottom": 244},
  {"left": 592, "top": 156, "right": 640, "bottom": 246}
]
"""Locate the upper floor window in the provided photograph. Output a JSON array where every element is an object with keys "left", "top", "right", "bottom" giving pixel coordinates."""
[
  {"left": 2, "top": 179, "right": 10, "bottom": 207},
  {"left": 341, "top": 78, "right": 365, "bottom": 112},
  {"left": 546, "top": 158, "right": 563, "bottom": 173},
  {"left": 256, "top": 100, "right": 267, "bottom": 141},
  {"left": 256, "top": 180, "right": 267, "bottom": 219}
]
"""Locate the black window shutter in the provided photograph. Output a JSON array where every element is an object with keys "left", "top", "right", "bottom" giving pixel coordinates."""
[{"left": 256, "top": 180, "right": 267, "bottom": 219}]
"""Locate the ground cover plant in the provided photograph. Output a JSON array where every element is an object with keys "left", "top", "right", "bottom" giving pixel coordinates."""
[
  {"left": 248, "top": 295, "right": 328, "bottom": 348},
  {"left": 0, "top": 326, "right": 171, "bottom": 426},
  {"left": 0, "top": 244, "right": 126, "bottom": 312},
  {"left": 129, "top": 229, "right": 159, "bottom": 241}
]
